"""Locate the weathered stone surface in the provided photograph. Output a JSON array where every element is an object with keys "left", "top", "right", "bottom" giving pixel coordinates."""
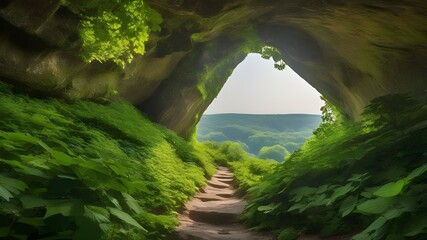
[
  {"left": 188, "top": 199, "right": 245, "bottom": 225},
  {"left": 0, "top": 0, "right": 426, "bottom": 137}
]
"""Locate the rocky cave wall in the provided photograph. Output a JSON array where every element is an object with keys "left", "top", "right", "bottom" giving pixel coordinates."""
[{"left": 0, "top": 0, "right": 426, "bottom": 137}]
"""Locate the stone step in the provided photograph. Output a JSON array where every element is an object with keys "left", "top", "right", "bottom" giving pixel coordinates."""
[
  {"left": 217, "top": 192, "right": 235, "bottom": 198},
  {"left": 196, "top": 195, "right": 227, "bottom": 202},
  {"left": 214, "top": 174, "right": 234, "bottom": 178},
  {"left": 188, "top": 210, "right": 240, "bottom": 225},
  {"left": 203, "top": 187, "right": 236, "bottom": 197},
  {"left": 212, "top": 177, "right": 234, "bottom": 184},
  {"left": 217, "top": 166, "right": 229, "bottom": 171},
  {"left": 172, "top": 220, "right": 271, "bottom": 240},
  {"left": 187, "top": 199, "right": 245, "bottom": 225},
  {"left": 207, "top": 179, "right": 230, "bottom": 189},
  {"left": 215, "top": 174, "right": 234, "bottom": 179}
]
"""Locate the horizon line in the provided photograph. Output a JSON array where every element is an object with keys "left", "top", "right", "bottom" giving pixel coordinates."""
[{"left": 202, "top": 113, "right": 321, "bottom": 116}]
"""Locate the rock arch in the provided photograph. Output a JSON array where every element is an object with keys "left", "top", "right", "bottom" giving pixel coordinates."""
[{"left": 1, "top": 0, "right": 426, "bottom": 137}]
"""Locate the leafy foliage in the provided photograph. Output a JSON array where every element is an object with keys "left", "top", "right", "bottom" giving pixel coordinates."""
[
  {"left": 244, "top": 94, "right": 427, "bottom": 239},
  {"left": 259, "top": 46, "right": 286, "bottom": 70},
  {"left": 0, "top": 82, "right": 215, "bottom": 239},
  {"left": 259, "top": 145, "right": 289, "bottom": 162},
  {"left": 62, "top": 0, "right": 162, "bottom": 67}
]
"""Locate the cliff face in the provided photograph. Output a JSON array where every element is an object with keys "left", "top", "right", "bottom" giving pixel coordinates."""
[{"left": 1, "top": 0, "right": 426, "bottom": 137}]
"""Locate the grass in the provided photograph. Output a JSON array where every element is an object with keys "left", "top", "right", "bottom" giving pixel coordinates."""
[{"left": 0, "top": 82, "right": 215, "bottom": 240}]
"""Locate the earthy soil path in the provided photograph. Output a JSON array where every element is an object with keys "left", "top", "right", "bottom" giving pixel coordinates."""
[{"left": 170, "top": 166, "right": 272, "bottom": 240}]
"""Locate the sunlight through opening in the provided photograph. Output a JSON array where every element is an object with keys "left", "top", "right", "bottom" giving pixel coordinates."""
[
  {"left": 197, "top": 53, "right": 324, "bottom": 162},
  {"left": 204, "top": 53, "right": 323, "bottom": 115}
]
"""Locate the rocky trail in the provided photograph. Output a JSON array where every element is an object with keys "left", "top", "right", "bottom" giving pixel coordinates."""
[{"left": 170, "top": 166, "right": 272, "bottom": 240}]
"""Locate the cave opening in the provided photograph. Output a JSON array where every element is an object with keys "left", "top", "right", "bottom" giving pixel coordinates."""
[{"left": 196, "top": 53, "right": 324, "bottom": 162}]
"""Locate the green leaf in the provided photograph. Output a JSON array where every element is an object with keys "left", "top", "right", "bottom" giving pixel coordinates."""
[
  {"left": 360, "top": 191, "right": 374, "bottom": 199},
  {"left": 0, "top": 202, "right": 20, "bottom": 215},
  {"left": 257, "top": 203, "right": 279, "bottom": 214},
  {"left": 347, "top": 173, "right": 370, "bottom": 182},
  {"left": 0, "top": 175, "right": 27, "bottom": 194},
  {"left": 0, "top": 140, "right": 20, "bottom": 151},
  {"left": 0, "top": 132, "right": 39, "bottom": 144},
  {"left": 353, "top": 217, "right": 388, "bottom": 240},
  {"left": 20, "top": 165, "right": 49, "bottom": 178},
  {"left": 50, "top": 150, "right": 77, "bottom": 166},
  {"left": 45, "top": 199, "right": 84, "bottom": 218},
  {"left": 288, "top": 203, "right": 306, "bottom": 213},
  {"left": 383, "top": 208, "right": 405, "bottom": 220},
  {"left": 339, "top": 195, "right": 358, "bottom": 217},
  {"left": 289, "top": 186, "right": 317, "bottom": 202},
  {"left": 20, "top": 155, "right": 50, "bottom": 170},
  {"left": 373, "top": 179, "right": 407, "bottom": 197},
  {"left": 0, "top": 186, "right": 13, "bottom": 201},
  {"left": 406, "top": 164, "right": 427, "bottom": 181},
  {"left": 50, "top": 138, "right": 75, "bottom": 156},
  {"left": 123, "top": 193, "right": 142, "bottom": 214},
  {"left": 57, "top": 175, "right": 78, "bottom": 180},
  {"left": 327, "top": 183, "right": 355, "bottom": 204},
  {"left": 0, "top": 175, "right": 27, "bottom": 200},
  {"left": 84, "top": 205, "right": 109, "bottom": 223},
  {"left": 316, "top": 184, "right": 329, "bottom": 194},
  {"left": 277, "top": 228, "right": 297, "bottom": 240},
  {"left": 366, "top": 216, "right": 388, "bottom": 232},
  {"left": 356, "top": 197, "right": 395, "bottom": 215},
  {"left": 21, "top": 195, "right": 51, "bottom": 209},
  {"left": 38, "top": 140, "right": 53, "bottom": 153},
  {"left": 107, "top": 195, "right": 122, "bottom": 210},
  {"left": 257, "top": 204, "right": 274, "bottom": 212},
  {"left": 108, "top": 207, "right": 146, "bottom": 231},
  {"left": 310, "top": 193, "right": 327, "bottom": 206}
]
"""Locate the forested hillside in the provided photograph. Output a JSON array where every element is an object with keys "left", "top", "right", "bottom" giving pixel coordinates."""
[{"left": 197, "top": 114, "right": 321, "bottom": 161}]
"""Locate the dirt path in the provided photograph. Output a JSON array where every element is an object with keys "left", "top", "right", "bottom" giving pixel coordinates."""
[{"left": 170, "top": 166, "right": 272, "bottom": 240}]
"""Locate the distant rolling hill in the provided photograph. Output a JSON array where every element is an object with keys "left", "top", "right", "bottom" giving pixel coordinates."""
[{"left": 197, "top": 114, "right": 321, "bottom": 161}]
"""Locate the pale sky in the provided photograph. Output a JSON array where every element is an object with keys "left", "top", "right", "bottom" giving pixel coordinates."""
[{"left": 204, "top": 53, "right": 324, "bottom": 115}]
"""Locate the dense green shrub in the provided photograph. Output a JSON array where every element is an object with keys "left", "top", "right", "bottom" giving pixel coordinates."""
[
  {"left": 258, "top": 145, "right": 289, "bottom": 162},
  {"left": 62, "top": 0, "right": 162, "bottom": 67},
  {"left": 0, "top": 82, "right": 214, "bottom": 239},
  {"left": 244, "top": 94, "right": 427, "bottom": 239},
  {"left": 219, "top": 141, "right": 248, "bottom": 162},
  {"left": 229, "top": 157, "right": 277, "bottom": 192}
]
